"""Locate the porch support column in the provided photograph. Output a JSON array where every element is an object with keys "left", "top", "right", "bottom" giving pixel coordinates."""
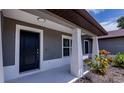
[
  {"left": 0, "top": 11, "right": 4, "bottom": 82},
  {"left": 71, "top": 28, "right": 83, "bottom": 77},
  {"left": 92, "top": 37, "right": 99, "bottom": 61}
]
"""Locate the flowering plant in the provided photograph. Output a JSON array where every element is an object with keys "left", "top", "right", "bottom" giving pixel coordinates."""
[
  {"left": 99, "top": 50, "right": 110, "bottom": 56},
  {"left": 84, "top": 50, "right": 112, "bottom": 75}
]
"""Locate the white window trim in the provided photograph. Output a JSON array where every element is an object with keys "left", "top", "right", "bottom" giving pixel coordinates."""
[
  {"left": 62, "top": 35, "right": 72, "bottom": 58},
  {"left": 84, "top": 40, "right": 90, "bottom": 55},
  {"left": 15, "top": 24, "right": 43, "bottom": 76},
  {"left": 0, "top": 12, "right": 4, "bottom": 82}
]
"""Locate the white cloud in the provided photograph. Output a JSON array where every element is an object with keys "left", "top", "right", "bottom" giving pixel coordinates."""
[
  {"left": 99, "top": 15, "right": 121, "bottom": 31},
  {"left": 87, "top": 9, "right": 120, "bottom": 31},
  {"left": 100, "top": 21, "right": 118, "bottom": 31},
  {"left": 87, "top": 9, "right": 104, "bottom": 14}
]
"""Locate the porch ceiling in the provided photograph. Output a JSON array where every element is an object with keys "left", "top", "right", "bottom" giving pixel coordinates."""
[
  {"left": 47, "top": 9, "right": 108, "bottom": 36},
  {"left": 20, "top": 9, "right": 96, "bottom": 36}
]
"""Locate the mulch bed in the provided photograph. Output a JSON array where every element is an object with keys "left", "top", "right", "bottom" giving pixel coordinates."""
[
  {"left": 74, "top": 76, "right": 92, "bottom": 83},
  {"left": 74, "top": 66, "right": 124, "bottom": 83}
]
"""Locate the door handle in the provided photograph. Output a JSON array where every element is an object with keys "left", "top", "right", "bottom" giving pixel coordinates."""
[{"left": 37, "top": 49, "right": 39, "bottom": 54}]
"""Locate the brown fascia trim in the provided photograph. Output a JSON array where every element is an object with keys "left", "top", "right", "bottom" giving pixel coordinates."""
[
  {"left": 73, "top": 9, "right": 108, "bottom": 35},
  {"left": 99, "top": 35, "right": 124, "bottom": 40}
]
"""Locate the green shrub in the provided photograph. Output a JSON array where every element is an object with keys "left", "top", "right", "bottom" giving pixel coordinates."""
[
  {"left": 84, "top": 58, "right": 92, "bottom": 67},
  {"left": 112, "top": 53, "right": 124, "bottom": 68}
]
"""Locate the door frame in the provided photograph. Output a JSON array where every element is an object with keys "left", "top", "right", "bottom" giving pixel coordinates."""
[{"left": 15, "top": 24, "right": 43, "bottom": 74}]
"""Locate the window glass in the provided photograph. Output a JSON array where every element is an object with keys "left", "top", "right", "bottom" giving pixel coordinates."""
[
  {"left": 84, "top": 40, "right": 89, "bottom": 54},
  {"left": 70, "top": 40, "right": 72, "bottom": 47},
  {"left": 69, "top": 48, "right": 72, "bottom": 56},
  {"left": 63, "top": 37, "right": 72, "bottom": 57},
  {"left": 63, "top": 48, "right": 70, "bottom": 56},
  {"left": 63, "top": 39, "right": 69, "bottom": 47}
]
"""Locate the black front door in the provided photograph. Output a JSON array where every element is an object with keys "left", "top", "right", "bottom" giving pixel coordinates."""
[{"left": 20, "top": 30, "right": 40, "bottom": 72}]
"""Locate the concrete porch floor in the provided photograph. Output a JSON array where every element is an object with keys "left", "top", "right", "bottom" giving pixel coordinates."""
[{"left": 6, "top": 64, "right": 77, "bottom": 83}]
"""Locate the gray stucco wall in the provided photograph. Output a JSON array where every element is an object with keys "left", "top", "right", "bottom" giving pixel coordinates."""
[
  {"left": 2, "top": 17, "right": 15, "bottom": 66},
  {"left": 43, "top": 29, "right": 62, "bottom": 60},
  {"left": 99, "top": 37, "right": 124, "bottom": 55},
  {"left": 2, "top": 17, "right": 71, "bottom": 66}
]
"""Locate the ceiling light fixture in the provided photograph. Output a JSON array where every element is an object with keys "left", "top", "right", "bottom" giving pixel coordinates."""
[{"left": 37, "top": 17, "right": 46, "bottom": 23}]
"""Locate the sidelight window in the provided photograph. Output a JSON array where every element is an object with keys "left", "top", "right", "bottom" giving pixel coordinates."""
[{"left": 84, "top": 40, "right": 89, "bottom": 54}]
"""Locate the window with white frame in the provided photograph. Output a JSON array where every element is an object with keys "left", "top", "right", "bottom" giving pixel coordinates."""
[
  {"left": 62, "top": 35, "right": 72, "bottom": 57},
  {"left": 84, "top": 40, "right": 89, "bottom": 54}
]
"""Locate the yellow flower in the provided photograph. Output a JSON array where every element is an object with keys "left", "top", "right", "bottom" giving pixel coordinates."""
[
  {"left": 96, "top": 58, "right": 100, "bottom": 62},
  {"left": 105, "top": 59, "right": 108, "bottom": 61}
]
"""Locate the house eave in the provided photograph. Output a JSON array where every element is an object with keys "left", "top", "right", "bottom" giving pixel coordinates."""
[{"left": 47, "top": 9, "right": 108, "bottom": 36}]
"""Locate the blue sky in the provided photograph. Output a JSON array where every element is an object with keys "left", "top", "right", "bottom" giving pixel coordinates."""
[{"left": 87, "top": 9, "right": 124, "bottom": 32}]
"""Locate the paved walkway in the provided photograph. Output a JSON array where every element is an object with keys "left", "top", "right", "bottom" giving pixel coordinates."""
[{"left": 6, "top": 64, "right": 77, "bottom": 83}]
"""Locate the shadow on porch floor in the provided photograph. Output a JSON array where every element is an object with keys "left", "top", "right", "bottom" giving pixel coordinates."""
[{"left": 6, "top": 64, "right": 77, "bottom": 83}]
